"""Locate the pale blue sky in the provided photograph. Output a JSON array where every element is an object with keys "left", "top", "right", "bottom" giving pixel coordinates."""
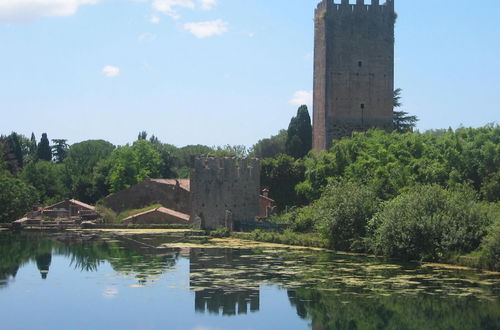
[{"left": 0, "top": 0, "right": 499, "bottom": 147}]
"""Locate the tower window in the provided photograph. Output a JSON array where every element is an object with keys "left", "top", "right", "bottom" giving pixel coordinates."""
[
  {"left": 358, "top": 61, "right": 363, "bottom": 67},
  {"left": 360, "top": 104, "right": 365, "bottom": 109}
]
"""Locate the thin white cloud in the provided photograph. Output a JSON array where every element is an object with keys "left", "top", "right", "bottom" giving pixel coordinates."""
[
  {"left": 152, "top": 0, "right": 194, "bottom": 19},
  {"left": 102, "top": 65, "right": 120, "bottom": 78},
  {"left": 199, "top": 0, "right": 217, "bottom": 10},
  {"left": 150, "top": 14, "right": 160, "bottom": 24},
  {"left": 183, "top": 19, "right": 227, "bottom": 38},
  {"left": 290, "top": 90, "right": 313, "bottom": 107},
  {"left": 0, "top": 0, "right": 101, "bottom": 23},
  {"left": 138, "top": 32, "right": 157, "bottom": 41}
]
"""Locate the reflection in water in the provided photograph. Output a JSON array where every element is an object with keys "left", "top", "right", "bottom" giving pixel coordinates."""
[
  {"left": 35, "top": 252, "right": 52, "bottom": 279},
  {"left": 1, "top": 232, "right": 500, "bottom": 329},
  {"left": 190, "top": 249, "right": 260, "bottom": 315},
  {"left": 0, "top": 232, "right": 179, "bottom": 286}
]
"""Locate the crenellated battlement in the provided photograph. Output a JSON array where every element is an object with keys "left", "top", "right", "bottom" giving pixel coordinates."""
[
  {"left": 315, "top": 0, "right": 394, "bottom": 16},
  {"left": 191, "top": 156, "right": 260, "bottom": 177}
]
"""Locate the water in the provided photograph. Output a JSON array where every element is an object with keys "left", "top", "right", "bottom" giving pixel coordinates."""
[{"left": 1, "top": 231, "right": 499, "bottom": 330}]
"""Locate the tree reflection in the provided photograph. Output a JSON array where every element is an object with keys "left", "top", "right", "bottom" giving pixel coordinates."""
[{"left": 0, "top": 232, "right": 179, "bottom": 287}]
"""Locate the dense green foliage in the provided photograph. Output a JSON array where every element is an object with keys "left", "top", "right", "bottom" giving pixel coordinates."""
[
  {"left": 263, "top": 125, "right": 500, "bottom": 268},
  {"left": 63, "top": 140, "right": 115, "bottom": 203},
  {"left": 298, "top": 125, "right": 500, "bottom": 203},
  {"left": 0, "top": 173, "right": 38, "bottom": 223},
  {"left": 393, "top": 88, "right": 418, "bottom": 133},
  {"left": 251, "top": 129, "right": 287, "bottom": 159},
  {"left": 261, "top": 154, "right": 305, "bottom": 211},
  {"left": 20, "top": 161, "right": 66, "bottom": 205},
  {"left": 286, "top": 105, "right": 312, "bottom": 159},
  {"left": 37, "top": 133, "right": 52, "bottom": 161},
  {"left": 369, "top": 185, "right": 494, "bottom": 261},
  {"left": 107, "top": 140, "right": 163, "bottom": 193}
]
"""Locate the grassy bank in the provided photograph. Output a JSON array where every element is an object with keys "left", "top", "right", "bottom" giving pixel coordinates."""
[{"left": 233, "top": 229, "right": 329, "bottom": 249}]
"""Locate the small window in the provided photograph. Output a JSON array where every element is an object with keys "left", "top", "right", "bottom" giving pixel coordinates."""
[
  {"left": 360, "top": 104, "right": 365, "bottom": 109},
  {"left": 358, "top": 61, "right": 363, "bottom": 67}
]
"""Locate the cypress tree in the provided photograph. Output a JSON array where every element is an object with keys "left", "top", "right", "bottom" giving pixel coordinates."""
[
  {"left": 285, "top": 105, "right": 312, "bottom": 158},
  {"left": 37, "top": 133, "right": 52, "bottom": 161},
  {"left": 29, "top": 133, "right": 37, "bottom": 160}
]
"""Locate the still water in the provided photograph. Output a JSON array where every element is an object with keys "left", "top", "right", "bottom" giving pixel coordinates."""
[{"left": 1, "top": 231, "right": 499, "bottom": 330}]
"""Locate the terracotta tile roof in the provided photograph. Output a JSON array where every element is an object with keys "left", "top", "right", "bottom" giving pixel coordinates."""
[
  {"left": 44, "top": 199, "right": 95, "bottom": 211},
  {"left": 69, "top": 199, "right": 96, "bottom": 211},
  {"left": 149, "top": 179, "right": 190, "bottom": 191},
  {"left": 123, "top": 207, "right": 190, "bottom": 222}
]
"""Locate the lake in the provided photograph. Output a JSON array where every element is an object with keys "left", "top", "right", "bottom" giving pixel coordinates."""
[{"left": 1, "top": 230, "right": 499, "bottom": 330}]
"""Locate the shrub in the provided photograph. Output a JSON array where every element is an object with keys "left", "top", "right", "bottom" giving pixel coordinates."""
[
  {"left": 369, "top": 185, "right": 494, "bottom": 261},
  {"left": 315, "top": 181, "right": 380, "bottom": 251},
  {"left": 478, "top": 205, "right": 500, "bottom": 270},
  {"left": 209, "top": 227, "right": 230, "bottom": 238}
]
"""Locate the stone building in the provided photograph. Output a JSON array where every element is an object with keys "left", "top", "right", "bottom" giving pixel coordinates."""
[
  {"left": 189, "top": 157, "right": 261, "bottom": 231},
  {"left": 313, "top": 0, "right": 395, "bottom": 151},
  {"left": 103, "top": 179, "right": 190, "bottom": 214}
]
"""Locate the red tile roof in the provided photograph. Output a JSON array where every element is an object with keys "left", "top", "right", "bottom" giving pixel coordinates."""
[
  {"left": 149, "top": 179, "right": 190, "bottom": 191},
  {"left": 123, "top": 207, "right": 190, "bottom": 222}
]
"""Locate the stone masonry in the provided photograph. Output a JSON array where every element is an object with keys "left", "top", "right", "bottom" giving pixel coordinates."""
[
  {"left": 189, "top": 157, "right": 261, "bottom": 231},
  {"left": 313, "top": 0, "right": 395, "bottom": 151}
]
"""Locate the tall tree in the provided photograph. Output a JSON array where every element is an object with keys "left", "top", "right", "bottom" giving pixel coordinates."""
[
  {"left": 51, "top": 139, "right": 69, "bottom": 163},
  {"left": 37, "top": 133, "right": 52, "bottom": 161},
  {"left": 7, "top": 133, "right": 24, "bottom": 170},
  {"left": 29, "top": 133, "right": 37, "bottom": 162},
  {"left": 64, "top": 140, "right": 115, "bottom": 203},
  {"left": 286, "top": 105, "right": 312, "bottom": 158},
  {"left": 393, "top": 88, "right": 418, "bottom": 133}
]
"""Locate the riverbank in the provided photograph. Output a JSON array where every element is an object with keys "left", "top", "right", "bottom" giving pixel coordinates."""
[{"left": 231, "top": 229, "right": 499, "bottom": 273}]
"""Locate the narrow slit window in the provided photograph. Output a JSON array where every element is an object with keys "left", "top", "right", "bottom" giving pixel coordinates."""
[{"left": 358, "top": 61, "right": 363, "bottom": 67}]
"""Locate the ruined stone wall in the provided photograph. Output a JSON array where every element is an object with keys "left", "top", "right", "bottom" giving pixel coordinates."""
[
  {"left": 103, "top": 179, "right": 190, "bottom": 214},
  {"left": 313, "top": 0, "right": 395, "bottom": 150},
  {"left": 189, "top": 157, "right": 260, "bottom": 230}
]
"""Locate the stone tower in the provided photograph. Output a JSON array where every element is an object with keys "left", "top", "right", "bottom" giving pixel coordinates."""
[
  {"left": 313, "top": 0, "right": 396, "bottom": 151},
  {"left": 189, "top": 157, "right": 260, "bottom": 231}
]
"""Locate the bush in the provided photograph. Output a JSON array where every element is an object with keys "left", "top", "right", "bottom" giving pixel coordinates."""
[
  {"left": 478, "top": 205, "right": 500, "bottom": 270},
  {"left": 209, "top": 227, "right": 230, "bottom": 238},
  {"left": 314, "top": 181, "right": 380, "bottom": 251},
  {"left": 369, "top": 185, "right": 494, "bottom": 261}
]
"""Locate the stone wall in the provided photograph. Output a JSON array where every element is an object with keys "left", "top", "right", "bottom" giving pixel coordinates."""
[
  {"left": 189, "top": 157, "right": 260, "bottom": 230},
  {"left": 313, "top": 0, "right": 395, "bottom": 150},
  {"left": 103, "top": 179, "right": 190, "bottom": 214}
]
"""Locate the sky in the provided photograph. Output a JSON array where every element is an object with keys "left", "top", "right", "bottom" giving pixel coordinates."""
[{"left": 0, "top": 0, "right": 499, "bottom": 147}]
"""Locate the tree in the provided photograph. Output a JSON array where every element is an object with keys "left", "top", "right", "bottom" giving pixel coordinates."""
[
  {"left": 51, "top": 139, "right": 69, "bottom": 163},
  {"left": 137, "top": 131, "right": 148, "bottom": 141},
  {"left": 251, "top": 129, "right": 287, "bottom": 159},
  {"left": 28, "top": 133, "right": 37, "bottom": 162},
  {"left": 393, "top": 88, "right": 418, "bottom": 133},
  {"left": 64, "top": 140, "right": 115, "bottom": 203},
  {"left": 261, "top": 154, "right": 306, "bottom": 211},
  {"left": 106, "top": 140, "right": 163, "bottom": 193},
  {"left": 20, "top": 161, "right": 66, "bottom": 204},
  {"left": 286, "top": 105, "right": 312, "bottom": 159},
  {"left": 0, "top": 172, "right": 38, "bottom": 222},
  {"left": 37, "top": 133, "right": 52, "bottom": 161}
]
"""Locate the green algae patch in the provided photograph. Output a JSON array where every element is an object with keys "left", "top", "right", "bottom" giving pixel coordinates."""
[
  {"left": 86, "top": 228, "right": 199, "bottom": 235},
  {"left": 161, "top": 236, "right": 329, "bottom": 251}
]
